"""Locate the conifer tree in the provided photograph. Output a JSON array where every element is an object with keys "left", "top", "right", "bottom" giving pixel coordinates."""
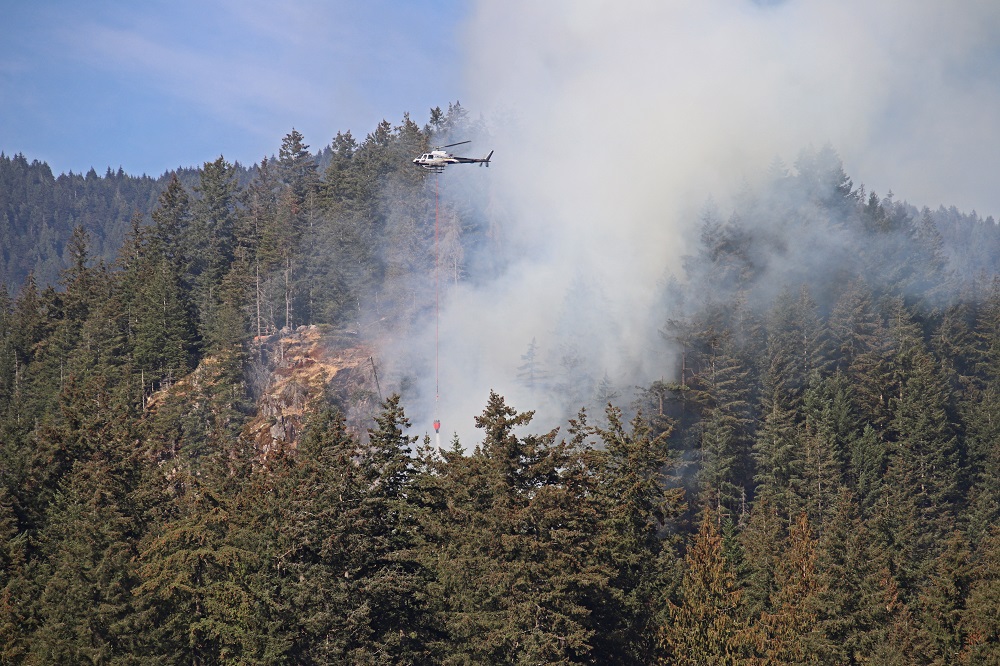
[
  {"left": 434, "top": 392, "right": 609, "bottom": 664},
  {"left": 347, "top": 394, "right": 434, "bottom": 662},
  {"left": 909, "top": 532, "right": 972, "bottom": 664},
  {"left": 759, "top": 513, "right": 829, "bottom": 664},
  {"left": 277, "top": 129, "right": 320, "bottom": 217},
  {"left": 131, "top": 256, "right": 200, "bottom": 383},
  {"left": 815, "top": 489, "right": 898, "bottom": 663},
  {"left": 132, "top": 459, "right": 256, "bottom": 664},
  {"left": 0, "top": 285, "right": 14, "bottom": 407},
  {"left": 240, "top": 156, "right": 279, "bottom": 337},
  {"left": 763, "top": 286, "right": 832, "bottom": 408},
  {"left": 275, "top": 405, "right": 374, "bottom": 662},
  {"left": 31, "top": 444, "right": 141, "bottom": 663},
  {"left": 850, "top": 423, "right": 887, "bottom": 514},
  {"left": 589, "top": 406, "right": 684, "bottom": 664},
  {"left": 798, "top": 373, "right": 851, "bottom": 529},
  {"left": 960, "top": 528, "right": 1000, "bottom": 664},
  {"left": 876, "top": 302, "right": 963, "bottom": 590},
  {"left": 829, "top": 281, "right": 896, "bottom": 435},
  {"left": 150, "top": 174, "right": 193, "bottom": 281},
  {"left": 321, "top": 130, "right": 361, "bottom": 210},
  {"left": 191, "top": 156, "right": 239, "bottom": 343},
  {"left": 660, "top": 511, "right": 760, "bottom": 665},
  {"left": 964, "top": 278, "right": 1000, "bottom": 540},
  {"left": 0, "top": 485, "right": 32, "bottom": 664},
  {"left": 690, "top": 331, "right": 755, "bottom": 520},
  {"left": 753, "top": 387, "right": 805, "bottom": 523},
  {"left": 271, "top": 130, "right": 321, "bottom": 329},
  {"left": 739, "top": 495, "right": 784, "bottom": 619}
]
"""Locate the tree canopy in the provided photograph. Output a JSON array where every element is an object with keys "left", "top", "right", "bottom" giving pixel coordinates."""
[{"left": 3, "top": 117, "right": 1000, "bottom": 663}]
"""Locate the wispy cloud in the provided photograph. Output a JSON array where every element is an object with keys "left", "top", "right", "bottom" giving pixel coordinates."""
[
  {"left": 63, "top": 7, "right": 338, "bottom": 142},
  {"left": 3, "top": 1, "right": 466, "bottom": 173}
]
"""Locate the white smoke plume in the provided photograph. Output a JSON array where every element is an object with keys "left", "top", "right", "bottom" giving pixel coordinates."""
[{"left": 395, "top": 0, "right": 1000, "bottom": 446}]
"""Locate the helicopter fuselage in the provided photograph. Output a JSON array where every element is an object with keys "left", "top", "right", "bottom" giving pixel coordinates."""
[{"left": 412, "top": 148, "right": 493, "bottom": 172}]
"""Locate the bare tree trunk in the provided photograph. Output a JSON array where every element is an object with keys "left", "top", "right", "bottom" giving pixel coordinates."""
[
  {"left": 284, "top": 256, "right": 292, "bottom": 329},
  {"left": 256, "top": 263, "right": 262, "bottom": 339}
]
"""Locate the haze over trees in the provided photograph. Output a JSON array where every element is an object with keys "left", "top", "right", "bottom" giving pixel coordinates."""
[{"left": 3, "top": 106, "right": 1000, "bottom": 663}]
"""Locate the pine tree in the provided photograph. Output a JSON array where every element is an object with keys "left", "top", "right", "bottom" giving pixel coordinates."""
[
  {"left": 753, "top": 387, "right": 805, "bottom": 523},
  {"left": 850, "top": 423, "right": 887, "bottom": 515},
  {"left": 516, "top": 337, "right": 548, "bottom": 394},
  {"left": 0, "top": 485, "right": 32, "bottom": 664},
  {"left": 876, "top": 302, "right": 963, "bottom": 590},
  {"left": 432, "top": 392, "right": 609, "bottom": 663},
  {"left": 132, "top": 461, "right": 256, "bottom": 664},
  {"left": 589, "top": 406, "right": 685, "bottom": 664},
  {"left": 763, "top": 286, "right": 832, "bottom": 408},
  {"left": 277, "top": 129, "right": 320, "bottom": 217},
  {"left": 739, "top": 495, "right": 784, "bottom": 620},
  {"left": 240, "top": 156, "right": 279, "bottom": 337},
  {"left": 0, "top": 285, "right": 14, "bottom": 408},
  {"left": 798, "top": 372, "right": 851, "bottom": 529},
  {"left": 346, "top": 394, "right": 434, "bottom": 662},
  {"left": 830, "top": 281, "right": 895, "bottom": 432},
  {"left": 910, "top": 532, "right": 973, "bottom": 664},
  {"left": 277, "top": 406, "right": 370, "bottom": 662},
  {"left": 690, "top": 331, "right": 755, "bottom": 520},
  {"left": 271, "top": 130, "right": 322, "bottom": 329},
  {"left": 759, "top": 513, "right": 829, "bottom": 664},
  {"left": 131, "top": 256, "right": 200, "bottom": 384},
  {"left": 815, "top": 489, "right": 898, "bottom": 663},
  {"left": 960, "top": 528, "right": 1000, "bottom": 664},
  {"left": 964, "top": 278, "right": 1000, "bottom": 541},
  {"left": 660, "top": 511, "right": 760, "bottom": 665},
  {"left": 31, "top": 443, "right": 142, "bottom": 663},
  {"left": 150, "top": 173, "right": 193, "bottom": 281},
  {"left": 190, "top": 156, "right": 239, "bottom": 344}
]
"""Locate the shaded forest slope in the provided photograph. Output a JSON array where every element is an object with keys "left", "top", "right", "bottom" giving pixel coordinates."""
[{"left": 4, "top": 112, "right": 1000, "bottom": 663}]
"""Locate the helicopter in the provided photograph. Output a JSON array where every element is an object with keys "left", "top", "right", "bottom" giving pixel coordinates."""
[{"left": 412, "top": 141, "right": 493, "bottom": 172}]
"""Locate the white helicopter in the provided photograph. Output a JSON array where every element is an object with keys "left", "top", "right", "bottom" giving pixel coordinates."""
[{"left": 412, "top": 141, "right": 493, "bottom": 172}]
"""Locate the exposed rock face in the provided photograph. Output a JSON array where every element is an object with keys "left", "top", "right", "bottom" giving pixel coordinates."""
[
  {"left": 246, "top": 325, "right": 380, "bottom": 455},
  {"left": 145, "top": 325, "right": 382, "bottom": 464}
]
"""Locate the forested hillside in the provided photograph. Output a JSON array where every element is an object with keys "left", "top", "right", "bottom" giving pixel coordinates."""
[
  {"left": 0, "top": 154, "right": 202, "bottom": 291},
  {"left": 2, "top": 105, "right": 1000, "bottom": 663}
]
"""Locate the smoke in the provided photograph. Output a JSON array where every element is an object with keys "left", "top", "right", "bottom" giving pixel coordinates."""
[{"left": 393, "top": 0, "right": 1000, "bottom": 446}]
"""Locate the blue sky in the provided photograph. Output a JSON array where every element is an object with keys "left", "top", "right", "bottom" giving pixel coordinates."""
[
  {"left": 1, "top": 1, "right": 468, "bottom": 176},
  {"left": 3, "top": 0, "right": 1000, "bottom": 213}
]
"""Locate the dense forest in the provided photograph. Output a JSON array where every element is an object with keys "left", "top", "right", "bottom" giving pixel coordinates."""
[{"left": 2, "top": 103, "right": 1000, "bottom": 664}]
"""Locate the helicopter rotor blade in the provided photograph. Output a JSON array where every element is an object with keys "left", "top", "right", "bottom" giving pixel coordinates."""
[{"left": 436, "top": 140, "right": 471, "bottom": 149}]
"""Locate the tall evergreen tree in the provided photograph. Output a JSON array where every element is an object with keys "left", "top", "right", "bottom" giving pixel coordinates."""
[
  {"left": 815, "top": 489, "right": 899, "bottom": 664},
  {"left": 31, "top": 439, "right": 142, "bottom": 663},
  {"left": 660, "top": 511, "right": 760, "bottom": 665},
  {"left": 433, "top": 392, "right": 610, "bottom": 664},
  {"left": 589, "top": 406, "right": 684, "bottom": 665},
  {"left": 132, "top": 459, "right": 256, "bottom": 664},
  {"left": 960, "top": 528, "right": 1000, "bottom": 664},
  {"left": 758, "top": 513, "right": 829, "bottom": 664},
  {"left": 798, "top": 372, "right": 852, "bottom": 529},
  {"left": 150, "top": 173, "right": 193, "bottom": 281},
  {"left": 190, "top": 156, "right": 239, "bottom": 344},
  {"left": 875, "top": 301, "right": 963, "bottom": 592},
  {"left": 690, "top": 331, "right": 755, "bottom": 520}
]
